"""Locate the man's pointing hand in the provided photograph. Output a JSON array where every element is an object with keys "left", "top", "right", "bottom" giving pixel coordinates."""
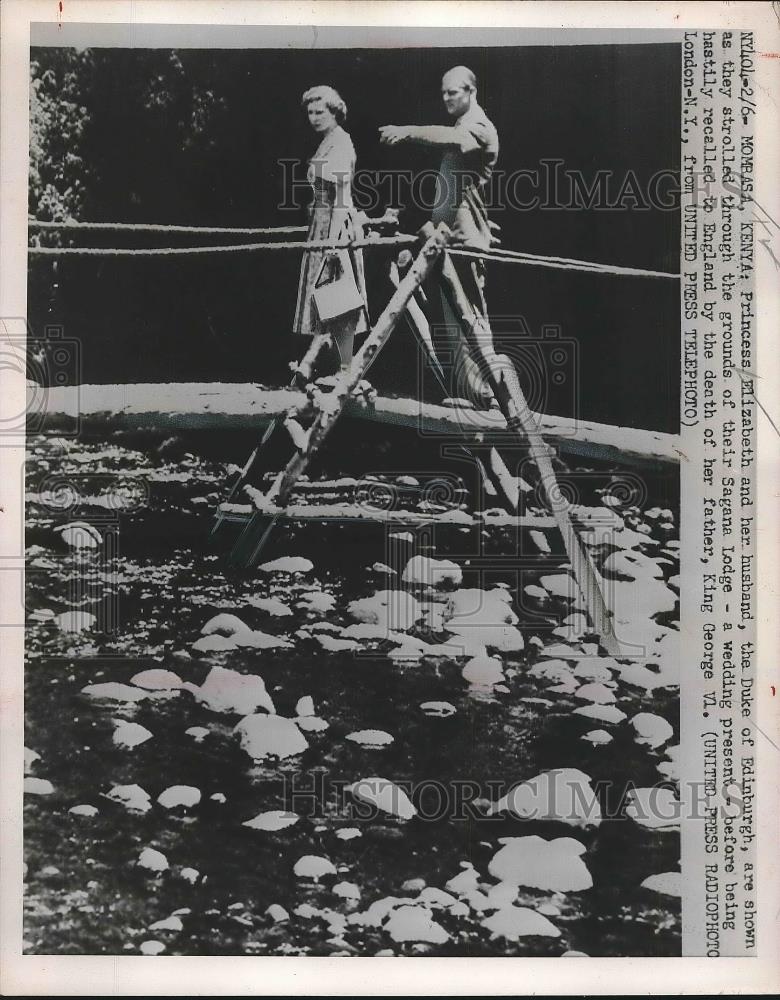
[{"left": 379, "top": 126, "right": 408, "bottom": 145}]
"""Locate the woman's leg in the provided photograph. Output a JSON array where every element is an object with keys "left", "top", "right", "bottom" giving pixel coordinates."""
[{"left": 331, "top": 325, "right": 355, "bottom": 371}]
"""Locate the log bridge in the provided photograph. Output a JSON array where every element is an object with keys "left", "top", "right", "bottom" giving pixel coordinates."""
[{"left": 31, "top": 381, "right": 679, "bottom": 470}]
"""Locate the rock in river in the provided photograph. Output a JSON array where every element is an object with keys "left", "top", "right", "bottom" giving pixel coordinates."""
[
  {"left": 24, "top": 777, "right": 54, "bottom": 796},
  {"left": 490, "top": 768, "right": 602, "bottom": 828},
  {"left": 346, "top": 729, "right": 394, "bottom": 749},
  {"left": 183, "top": 666, "right": 275, "bottom": 716},
  {"left": 243, "top": 810, "right": 300, "bottom": 832},
  {"left": 385, "top": 905, "right": 449, "bottom": 944},
  {"left": 112, "top": 721, "right": 153, "bottom": 749},
  {"left": 348, "top": 777, "right": 416, "bottom": 820},
  {"left": 630, "top": 712, "right": 673, "bottom": 749},
  {"left": 640, "top": 871, "right": 681, "bottom": 897},
  {"left": 488, "top": 835, "right": 592, "bottom": 892},
  {"left": 234, "top": 714, "right": 308, "bottom": 760},
  {"left": 293, "top": 855, "right": 337, "bottom": 881},
  {"left": 482, "top": 905, "right": 561, "bottom": 940},
  {"left": 157, "top": 785, "right": 201, "bottom": 809},
  {"left": 402, "top": 555, "right": 462, "bottom": 590},
  {"left": 137, "top": 847, "right": 169, "bottom": 872}
]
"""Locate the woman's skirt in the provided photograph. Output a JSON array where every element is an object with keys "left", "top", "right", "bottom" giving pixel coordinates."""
[{"left": 293, "top": 204, "right": 368, "bottom": 337}]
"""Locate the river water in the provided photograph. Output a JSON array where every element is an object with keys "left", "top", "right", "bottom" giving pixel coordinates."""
[{"left": 23, "top": 425, "right": 681, "bottom": 956}]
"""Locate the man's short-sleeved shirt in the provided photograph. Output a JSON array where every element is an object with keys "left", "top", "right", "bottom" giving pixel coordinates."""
[{"left": 432, "top": 102, "right": 499, "bottom": 245}]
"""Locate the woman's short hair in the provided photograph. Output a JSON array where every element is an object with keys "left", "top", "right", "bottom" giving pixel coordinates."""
[{"left": 301, "top": 85, "right": 347, "bottom": 124}]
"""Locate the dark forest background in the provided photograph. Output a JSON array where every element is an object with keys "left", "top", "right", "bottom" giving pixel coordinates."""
[{"left": 28, "top": 43, "right": 680, "bottom": 431}]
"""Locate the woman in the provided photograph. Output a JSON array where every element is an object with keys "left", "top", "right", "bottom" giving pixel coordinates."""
[{"left": 293, "top": 85, "right": 368, "bottom": 370}]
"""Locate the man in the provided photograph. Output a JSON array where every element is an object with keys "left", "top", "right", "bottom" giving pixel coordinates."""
[{"left": 380, "top": 66, "right": 500, "bottom": 405}]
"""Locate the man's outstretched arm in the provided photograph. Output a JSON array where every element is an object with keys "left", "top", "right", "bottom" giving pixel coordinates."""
[{"left": 379, "top": 125, "right": 479, "bottom": 152}]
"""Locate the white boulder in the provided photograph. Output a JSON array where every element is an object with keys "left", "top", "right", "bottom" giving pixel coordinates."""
[
  {"left": 488, "top": 835, "right": 592, "bottom": 892},
  {"left": 348, "top": 777, "right": 416, "bottom": 820},
  {"left": 234, "top": 714, "right": 308, "bottom": 760},
  {"left": 184, "top": 666, "right": 275, "bottom": 716}
]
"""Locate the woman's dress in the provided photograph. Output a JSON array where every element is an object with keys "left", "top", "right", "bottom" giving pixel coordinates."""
[{"left": 293, "top": 125, "right": 368, "bottom": 339}]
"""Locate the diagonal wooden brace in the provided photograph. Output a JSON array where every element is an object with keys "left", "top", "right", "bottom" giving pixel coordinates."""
[
  {"left": 228, "top": 223, "right": 451, "bottom": 567},
  {"left": 438, "top": 249, "right": 621, "bottom": 656}
]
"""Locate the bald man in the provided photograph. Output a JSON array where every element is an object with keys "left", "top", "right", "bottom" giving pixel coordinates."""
[{"left": 380, "top": 66, "right": 500, "bottom": 406}]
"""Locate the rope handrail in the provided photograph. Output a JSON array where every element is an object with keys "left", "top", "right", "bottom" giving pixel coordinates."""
[
  {"left": 25, "top": 220, "right": 679, "bottom": 278},
  {"left": 27, "top": 234, "right": 419, "bottom": 256},
  {"left": 28, "top": 218, "right": 308, "bottom": 235},
  {"left": 450, "top": 244, "right": 680, "bottom": 279}
]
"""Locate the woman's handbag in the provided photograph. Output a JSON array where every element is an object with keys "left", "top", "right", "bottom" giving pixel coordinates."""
[{"left": 312, "top": 249, "right": 367, "bottom": 323}]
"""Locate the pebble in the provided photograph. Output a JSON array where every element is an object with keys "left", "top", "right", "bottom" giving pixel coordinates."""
[
  {"left": 24, "top": 777, "right": 54, "bottom": 796},
  {"left": 138, "top": 847, "right": 169, "bottom": 872},
  {"left": 581, "top": 729, "right": 613, "bottom": 746},
  {"left": 200, "top": 612, "right": 249, "bottom": 638},
  {"left": 157, "top": 785, "right": 201, "bottom": 809},
  {"left": 402, "top": 555, "right": 462, "bottom": 590},
  {"left": 616, "top": 662, "right": 665, "bottom": 693},
  {"left": 82, "top": 682, "right": 149, "bottom": 703},
  {"left": 420, "top": 701, "right": 457, "bottom": 718},
  {"left": 298, "top": 592, "right": 337, "bottom": 614},
  {"left": 315, "top": 634, "right": 361, "bottom": 653},
  {"left": 538, "top": 575, "right": 577, "bottom": 600},
  {"left": 446, "top": 864, "right": 481, "bottom": 896},
  {"left": 482, "top": 905, "right": 561, "bottom": 940},
  {"left": 178, "top": 867, "right": 199, "bottom": 884},
  {"left": 348, "top": 590, "right": 422, "bottom": 632},
  {"left": 626, "top": 787, "right": 680, "bottom": 829},
  {"left": 258, "top": 556, "right": 313, "bottom": 574},
  {"left": 266, "top": 904, "right": 289, "bottom": 923},
  {"left": 185, "top": 726, "right": 210, "bottom": 742},
  {"left": 69, "top": 804, "right": 98, "bottom": 817},
  {"left": 346, "top": 729, "right": 394, "bottom": 749},
  {"left": 112, "top": 721, "right": 153, "bottom": 749},
  {"left": 640, "top": 872, "right": 681, "bottom": 897},
  {"left": 130, "top": 668, "right": 182, "bottom": 690},
  {"left": 149, "top": 915, "right": 183, "bottom": 932},
  {"left": 105, "top": 783, "right": 152, "bottom": 813},
  {"left": 631, "top": 712, "right": 673, "bottom": 748},
  {"left": 296, "top": 695, "right": 315, "bottom": 717},
  {"left": 54, "top": 610, "right": 96, "bottom": 633},
  {"left": 210, "top": 793, "right": 226, "bottom": 803},
  {"left": 293, "top": 855, "right": 337, "bottom": 881},
  {"left": 335, "top": 827, "right": 362, "bottom": 841},
  {"left": 53, "top": 520, "right": 102, "bottom": 549},
  {"left": 462, "top": 654, "right": 504, "bottom": 687},
  {"left": 24, "top": 747, "right": 40, "bottom": 774},
  {"left": 446, "top": 587, "right": 518, "bottom": 627},
  {"left": 333, "top": 881, "right": 361, "bottom": 901},
  {"left": 247, "top": 596, "right": 293, "bottom": 616},
  {"left": 296, "top": 715, "right": 329, "bottom": 732},
  {"left": 243, "top": 810, "right": 299, "bottom": 832},
  {"left": 573, "top": 682, "right": 616, "bottom": 705},
  {"left": 571, "top": 704, "right": 626, "bottom": 724},
  {"left": 572, "top": 659, "right": 615, "bottom": 683},
  {"left": 192, "top": 633, "right": 237, "bottom": 652},
  {"left": 140, "top": 940, "right": 165, "bottom": 955}
]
